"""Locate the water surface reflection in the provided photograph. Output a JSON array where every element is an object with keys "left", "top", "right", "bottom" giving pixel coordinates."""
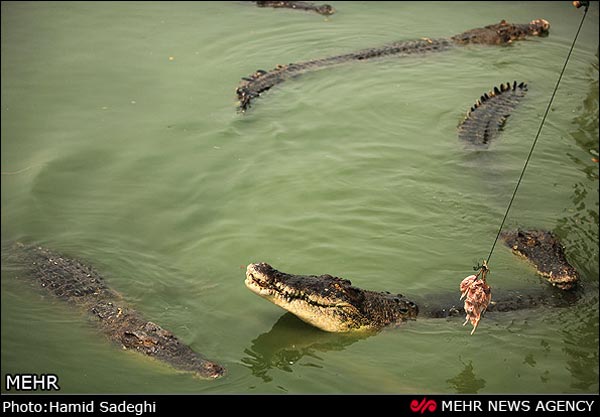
[
  {"left": 446, "top": 358, "right": 487, "bottom": 393},
  {"left": 242, "top": 313, "right": 369, "bottom": 382}
]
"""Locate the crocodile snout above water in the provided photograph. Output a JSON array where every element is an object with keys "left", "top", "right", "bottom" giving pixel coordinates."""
[
  {"left": 500, "top": 229, "right": 579, "bottom": 290},
  {"left": 236, "top": 19, "right": 551, "bottom": 112},
  {"left": 254, "top": 1, "right": 335, "bottom": 15},
  {"left": 245, "top": 262, "right": 418, "bottom": 332},
  {"left": 246, "top": 228, "right": 580, "bottom": 333}
]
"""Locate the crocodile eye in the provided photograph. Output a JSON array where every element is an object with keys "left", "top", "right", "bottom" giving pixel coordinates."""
[
  {"left": 407, "top": 301, "right": 416, "bottom": 308},
  {"left": 398, "top": 307, "right": 409, "bottom": 314}
]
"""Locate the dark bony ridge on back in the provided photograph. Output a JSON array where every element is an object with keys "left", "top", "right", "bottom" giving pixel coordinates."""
[
  {"left": 253, "top": 1, "right": 335, "bottom": 15},
  {"left": 235, "top": 19, "right": 550, "bottom": 112},
  {"left": 245, "top": 229, "right": 579, "bottom": 332},
  {"left": 458, "top": 81, "right": 528, "bottom": 147},
  {"left": 5, "top": 226, "right": 580, "bottom": 378},
  {"left": 8, "top": 242, "right": 225, "bottom": 379}
]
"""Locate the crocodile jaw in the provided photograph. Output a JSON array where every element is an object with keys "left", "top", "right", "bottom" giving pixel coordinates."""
[{"left": 245, "top": 263, "right": 368, "bottom": 332}]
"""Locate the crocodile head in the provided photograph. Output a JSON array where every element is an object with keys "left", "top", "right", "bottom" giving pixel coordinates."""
[
  {"left": 452, "top": 18, "right": 550, "bottom": 45},
  {"left": 500, "top": 229, "right": 579, "bottom": 290},
  {"left": 245, "top": 263, "right": 418, "bottom": 332},
  {"left": 527, "top": 19, "right": 551, "bottom": 36}
]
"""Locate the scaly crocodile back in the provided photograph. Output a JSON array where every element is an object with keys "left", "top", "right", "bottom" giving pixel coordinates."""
[
  {"left": 236, "top": 38, "right": 453, "bottom": 112},
  {"left": 458, "top": 81, "right": 528, "bottom": 147},
  {"left": 254, "top": 1, "right": 335, "bottom": 15},
  {"left": 6, "top": 242, "right": 225, "bottom": 378}
]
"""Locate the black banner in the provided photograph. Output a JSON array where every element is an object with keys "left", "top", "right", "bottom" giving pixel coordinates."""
[{"left": 1, "top": 394, "right": 598, "bottom": 415}]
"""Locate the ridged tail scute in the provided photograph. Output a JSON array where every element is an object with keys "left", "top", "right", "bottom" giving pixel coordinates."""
[
  {"left": 458, "top": 81, "right": 528, "bottom": 147},
  {"left": 234, "top": 20, "right": 548, "bottom": 113},
  {"left": 236, "top": 68, "right": 285, "bottom": 112},
  {"left": 254, "top": 1, "right": 335, "bottom": 16},
  {"left": 7, "top": 242, "right": 226, "bottom": 379},
  {"left": 236, "top": 38, "right": 454, "bottom": 112}
]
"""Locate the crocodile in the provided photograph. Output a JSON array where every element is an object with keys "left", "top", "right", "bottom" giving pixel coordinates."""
[
  {"left": 4, "top": 229, "right": 579, "bottom": 374},
  {"left": 245, "top": 262, "right": 419, "bottom": 332},
  {"left": 236, "top": 19, "right": 550, "bottom": 111},
  {"left": 6, "top": 242, "right": 225, "bottom": 379},
  {"left": 245, "top": 229, "right": 579, "bottom": 332},
  {"left": 500, "top": 229, "right": 579, "bottom": 290},
  {"left": 458, "top": 81, "right": 528, "bottom": 147},
  {"left": 253, "top": 1, "right": 335, "bottom": 15}
]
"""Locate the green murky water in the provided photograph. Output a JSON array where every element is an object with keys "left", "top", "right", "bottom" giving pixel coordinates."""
[{"left": 1, "top": 1, "right": 598, "bottom": 393}]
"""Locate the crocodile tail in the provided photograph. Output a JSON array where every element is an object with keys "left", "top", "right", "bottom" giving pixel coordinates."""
[
  {"left": 458, "top": 81, "right": 528, "bottom": 146},
  {"left": 236, "top": 60, "right": 324, "bottom": 112},
  {"left": 235, "top": 39, "right": 453, "bottom": 112},
  {"left": 236, "top": 65, "right": 297, "bottom": 112},
  {"left": 254, "top": 1, "right": 335, "bottom": 15}
]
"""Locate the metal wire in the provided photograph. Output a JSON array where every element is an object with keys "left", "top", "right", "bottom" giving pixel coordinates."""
[{"left": 485, "top": 5, "right": 590, "bottom": 266}]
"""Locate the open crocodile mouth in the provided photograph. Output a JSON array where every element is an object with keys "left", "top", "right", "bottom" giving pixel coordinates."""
[
  {"left": 244, "top": 263, "right": 420, "bottom": 332},
  {"left": 245, "top": 270, "right": 348, "bottom": 309}
]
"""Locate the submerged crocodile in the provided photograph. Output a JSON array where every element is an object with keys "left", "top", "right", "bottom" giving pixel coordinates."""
[
  {"left": 500, "top": 229, "right": 579, "bottom": 290},
  {"left": 4, "top": 229, "right": 579, "bottom": 374},
  {"left": 245, "top": 229, "right": 579, "bottom": 332},
  {"left": 236, "top": 19, "right": 550, "bottom": 111},
  {"left": 253, "top": 1, "right": 335, "bottom": 15},
  {"left": 458, "top": 81, "right": 528, "bottom": 147},
  {"left": 6, "top": 242, "right": 225, "bottom": 379}
]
